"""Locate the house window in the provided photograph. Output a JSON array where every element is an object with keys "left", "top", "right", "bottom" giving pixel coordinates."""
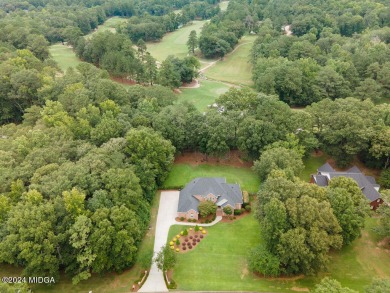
[
  {"left": 377, "top": 199, "right": 381, "bottom": 202},
  {"left": 190, "top": 214, "right": 194, "bottom": 218}
]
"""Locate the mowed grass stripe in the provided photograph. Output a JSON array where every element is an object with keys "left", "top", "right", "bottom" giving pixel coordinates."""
[
  {"left": 147, "top": 20, "right": 207, "bottom": 61},
  {"left": 87, "top": 16, "right": 128, "bottom": 38},
  {"left": 177, "top": 80, "right": 231, "bottom": 111},
  {"left": 49, "top": 44, "right": 83, "bottom": 72},
  {"left": 203, "top": 35, "right": 257, "bottom": 86}
]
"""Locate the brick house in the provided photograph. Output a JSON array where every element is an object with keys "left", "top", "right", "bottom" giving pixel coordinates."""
[
  {"left": 177, "top": 178, "right": 243, "bottom": 220},
  {"left": 311, "top": 163, "right": 383, "bottom": 210}
]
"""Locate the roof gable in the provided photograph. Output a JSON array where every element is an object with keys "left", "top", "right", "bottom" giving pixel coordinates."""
[
  {"left": 178, "top": 178, "right": 242, "bottom": 213},
  {"left": 318, "top": 162, "right": 335, "bottom": 173}
]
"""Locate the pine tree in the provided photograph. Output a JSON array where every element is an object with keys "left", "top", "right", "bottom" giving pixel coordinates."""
[{"left": 187, "top": 30, "right": 198, "bottom": 54}]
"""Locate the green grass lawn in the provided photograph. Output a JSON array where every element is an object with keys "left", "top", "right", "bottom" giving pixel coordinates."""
[
  {"left": 18, "top": 192, "right": 161, "bottom": 293},
  {"left": 162, "top": 163, "right": 260, "bottom": 193},
  {"left": 49, "top": 44, "right": 83, "bottom": 72},
  {"left": 203, "top": 35, "right": 256, "bottom": 86},
  {"left": 178, "top": 80, "right": 231, "bottom": 111},
  {"left": 168, "top": 215, "right": 390, "bottom": 292},
  {"left": 219, "top": 0, "right": 229, "bottom": 11},
  {"left": 168, "top": 215, "right": 297, "bottom": 292},
  {"left": 86, "top": 16, "right": 128, "bottom": 39},
  {"left": 147, "top": 20, "right": 207, "bottom": 61},
  {"left": 300, "top": 152, "right": 328, "bottom": 182}
]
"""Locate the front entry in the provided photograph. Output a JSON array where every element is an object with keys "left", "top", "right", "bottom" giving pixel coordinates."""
[{"left": 216, "top": 207, "right": 223, "bottom": 216}]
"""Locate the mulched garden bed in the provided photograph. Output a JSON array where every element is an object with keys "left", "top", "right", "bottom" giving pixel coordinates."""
[{"left": 168, "top": 227, "right": 208, "bottom": 254}]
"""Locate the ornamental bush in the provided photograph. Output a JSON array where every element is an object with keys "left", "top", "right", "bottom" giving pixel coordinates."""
[
  {"left": 234, "top": 209, "right": 242, "bottom": 215},
  {"left": 176, "top": 239, "right": 180, "bottom": 245},
  {"left": 183, "top": 229, "right": 188, "bottom": 236},
  {"left": 198, "top": 200, "right": 217, "bottom": 218},
  {"left": 197, "top": 238, "right": 200, "bottom": 242},
  {"left": 223, "top": 206, "right": 233, "bottom": 215},
  {"left": 200, "top": 235, "right": 203, "bottom": 238},
  {"left": 176, "top": 248, "right": 179, "bottom": 252},
  {"left": 245, "top": 205, "right": 251, "bottom": 212},
  {"left": 195, "top": 225, "right": 199, "bottom": 232},
  {"left": 169, "top": 241, "right": 174, "bottom": 246},
  {"left": 180, "top": 217, "right": 185, "bottom": 221}
]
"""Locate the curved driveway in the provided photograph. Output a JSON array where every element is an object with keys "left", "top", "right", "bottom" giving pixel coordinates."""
[{"left": 139, "top": 190, "right": 221, "bottom": 292}]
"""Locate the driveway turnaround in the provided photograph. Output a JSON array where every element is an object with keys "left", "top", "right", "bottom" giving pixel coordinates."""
[{"left": 139, "top": 190, "right": 222, "bottom": 292}]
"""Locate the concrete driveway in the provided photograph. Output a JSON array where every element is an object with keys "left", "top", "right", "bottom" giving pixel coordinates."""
[
  {"left": 139, "top": 190, "right": 222, "bottom": 292},
  {"left": 139, "top": 191, "right": 180, "bottom": 292}
]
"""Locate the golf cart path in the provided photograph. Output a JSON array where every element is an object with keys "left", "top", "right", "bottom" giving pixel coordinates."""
[{"left": 139, "top": 191, "right": 221, "bottom": 292}]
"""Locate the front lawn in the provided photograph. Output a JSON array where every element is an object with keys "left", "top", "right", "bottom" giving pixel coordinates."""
[
  {"left": 162, "top": 163, "right": 260, "bottom": 193},
  {"left": 168, "top": 215, "right": 297, "bottom": 292},
  {"left": 168, "top": 215, "right": 390, "bottom": 292}
]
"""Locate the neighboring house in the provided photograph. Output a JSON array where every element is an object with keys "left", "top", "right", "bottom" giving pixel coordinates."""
[
  {"left": 311, "top": 163, "right": 383, "bottom": 210},
  {"left": 177, "top": 177, "right": 243, "bottom": 220}
]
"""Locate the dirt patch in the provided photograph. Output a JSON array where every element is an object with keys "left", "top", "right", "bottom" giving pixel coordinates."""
[
  {"left": 110, "top": 76, "right": 137, "bottom": 86},
  {"left": 180, "top": 79, "right": 199, "bottom": 88},
  {"left": 291, "top": 287, "right": 309, "bottom": 292},
  {"left": 378, "top": 237, "right": 390, "bottom": 249},
  {"left": 241, "top": 264, "right": 249, "bottom": 279},
  {"left": 254, "top": 273, "right": 305, "bottom": 281},
  {"left": 312, "top": 150, "right": 324, "bottom": 157},
  {"left": 174, "top": 150, "right": 253, "bottom": 167}
]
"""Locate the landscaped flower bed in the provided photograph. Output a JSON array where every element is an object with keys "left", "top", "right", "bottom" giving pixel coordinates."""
[{"left": 168, "top": 225, "right": 207, "bottom": 253}]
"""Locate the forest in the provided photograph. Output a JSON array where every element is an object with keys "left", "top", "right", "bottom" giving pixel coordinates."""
[{"left": 0, "top": 0, "right": 389, "bottom": 291}]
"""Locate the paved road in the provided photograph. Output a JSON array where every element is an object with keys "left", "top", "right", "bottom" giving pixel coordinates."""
[{"left": 139, "top": 191, "right": 222, "bottom": 292}]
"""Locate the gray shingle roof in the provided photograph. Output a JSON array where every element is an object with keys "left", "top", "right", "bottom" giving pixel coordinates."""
[
  {"left": 178, "top": 178, "right": 242, "bottom": 213},
  {"left": 313, "top": 175, "right": 328, "bottom": 186},
  {"left": 315, "top": 164, "right": 381, "bottom": 202},
  {"left": 347, "top": 166, "right": 361, "bottom": 173},
  {"left": 318, "top": 162, "right": 335, "bottom": 173},
  {"left": 365, "top": 176, "right": 377, "bottom": 185},
  {"left": 328, "top": 172, "right": 381, "bottom": 201}
]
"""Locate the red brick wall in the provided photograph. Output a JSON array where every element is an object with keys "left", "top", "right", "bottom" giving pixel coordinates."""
[
  {"left": 177, "top": 210, "right": 198, "bottom": 220},
  {"left": 370, "top": 198, "right": 384, "bottom": 211}
]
